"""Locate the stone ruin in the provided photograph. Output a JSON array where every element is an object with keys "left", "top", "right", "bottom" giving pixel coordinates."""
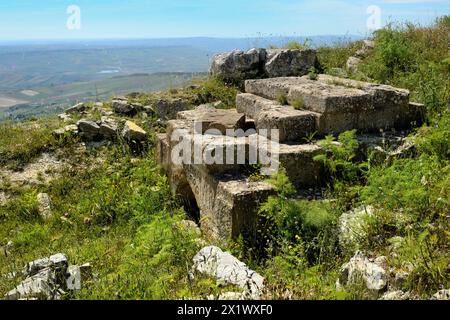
[{"left": 157, "top": 50, "right": 425, "bottom": 241}]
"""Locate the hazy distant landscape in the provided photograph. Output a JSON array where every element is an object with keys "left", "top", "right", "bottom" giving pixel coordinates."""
[{"left": 0, "top": 36, "right": 361, "bottom": 120}]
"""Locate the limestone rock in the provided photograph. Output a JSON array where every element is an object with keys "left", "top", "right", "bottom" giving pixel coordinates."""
[
  {"left": 177, "top": 107, "right": 246, "bottom": 136},
  {"left": 5, "top": 268, "right": 61, "bottom": 300},
  {"left": 77, "top": 120, "right": 101, "bottom": 141},
  {"left": 155, "top": 98, "right": 190, "bottom": 120},
  {"left": 66, "top": 263, "right": 92, "bottom": 290},
  {"left": 192, "top": 246, "right": 265, "bottom": 299},
  {"left": 58, "top": 113, "right": 71, "bottom": 122},
  {"left": 338, "top": 251, "right": 388, "bottom": 293},
  {"left": 210, "top": 48, "right": 266, "bottom": 82},
  {"left": 66, "top": 102, "right": 88, "bottom": 114},
  {"left": 112, "top": 98, "right": 136, "bottom": 116},
  {"left": 122, "top": 120, "right": 147, "bottom": 142},
  {"left": 431, "top": 289, "right": 450, "bottom": 300},
  {"left": 379, "top": 290, "right": 410, "bottom": 300},
  {"left": 24, "top": 253, "right": 68, "bottom": 278},
  {"left": 265, "top": 49, "right": 317, "bottom": 78},
  {"left": 52, "top": 124, "right": 78, "bottom": 139},
  {"left": 37, "top": 193, "right": 52, "bottom": 219},
  {"left": 99, "top": 117, "right": 118, "bottom": 140}
]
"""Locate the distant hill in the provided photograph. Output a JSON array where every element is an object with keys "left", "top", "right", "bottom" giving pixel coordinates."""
[{"left": 0, "top": 35, "right": 363, "bottom": 121}]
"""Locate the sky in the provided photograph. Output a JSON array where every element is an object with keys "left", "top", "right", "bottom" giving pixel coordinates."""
[{"left": 0, "top": 0, "right": 448, "bottom": 40}]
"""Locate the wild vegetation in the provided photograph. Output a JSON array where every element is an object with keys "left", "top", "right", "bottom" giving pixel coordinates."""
[{"left": 0, "top": 16, "right": 449, "bottom": 299}]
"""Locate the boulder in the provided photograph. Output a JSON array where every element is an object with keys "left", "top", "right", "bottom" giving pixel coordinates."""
[
  {"left": 431, "top": 289, "right": 450, "bottom": 300},
  {"left": 191, "top": 246, "right": 265, "bottom": 299},
  {"left": 337, "top": 251, "right": 388, "bottom": 293},
  {"left": 5, "top": 267, "right": 61, "bottom": 300},
  {"left": 122, "top": 120, "right": 147, "bottom": 142},
  {"left": 37, "top": 193, "right": 52, "bottom": 219},
  {"left": 66, "top": 263, "right": 92, "bottom": 290},
  {"left": 77, "top": 120, "right": 101, "bottom": 141},
  {"left": 23, "top": 253, "right": 68, "bottom": 278},
  {"left": 379, "top": 290, "right": 410, "bottom": 300},
  {"left": 66, "top": 102, "right": 89, "bottom": 114},
  {"left": 112, "top": 99, "right": 137, "bottom": 116},
  {"left": 264, "top": 49, "right": 318, "bottom": 78},
  {"left": 52, "top": 124, "right": 78, "bottom": 139},
  {"left": 209, "top": 48, "right": 267, "bottom": 82},
  {"left": 99, "top": 117, "right": 118, "bottom": 140},
  {"left": 155, "top": 98, "right": 190, "bottom": 120}
]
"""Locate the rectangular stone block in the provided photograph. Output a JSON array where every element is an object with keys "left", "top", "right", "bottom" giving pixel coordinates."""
[{"left": 184, "top": 165, "right": 275, "bottom": 239}]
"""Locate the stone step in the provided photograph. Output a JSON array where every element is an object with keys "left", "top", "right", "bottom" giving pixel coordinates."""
[
  {"left": 184, "top": 166, "right": 275, "bottom": 239},
  {"left": 177, "top": 107, "right": 246, "bottom": 136},
  {"left": 236, "top": 93, "right": 318, "bottom": 142},
  {"left": 243, "top": 75, "right": 419, "bottom": 134}
]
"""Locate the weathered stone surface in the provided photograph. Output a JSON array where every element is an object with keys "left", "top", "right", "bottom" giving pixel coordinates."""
[
  {"left": 210, "top": 48, "right": 267, "bottom": 82},
  {"left": 236, "top": 93, "right": 319, "bottom": 142},
  {"left": 192, "top": 246, "right": 265, "bottom": 299},
  {"left": 77, "top": 120, "right": 101, "bottom": 141},
  {"left": 244, "top": 75, "right": 414, "bottom": 134},
  {"left": 122, "top": 120, "right": 147, "bottom": 142},
  {"left": 5, "top": 268, "right": 60, "bottom": 300},
  {"left": 52, "top": 124, "right": 78, "bottom": 139},
  {"left": 37, "top": 193, "right": 52, "bottom": 219},
  {"left": 66, "top": 263, "right": 92, "bottom": 290},
  {"left": 339, "top": 205, "right": 375, "bottom": 252},
  {"left": 431, "top": 289, "right": 450, "bottom": 300},
  {"left": 112, "top": 99, "right": 136, "bottom": 116},
  {"left": 155, "top": 98, "right": 190, "bottom": 119},
  {"left": 58, "top": 113, "right": 72, "bottom": 122},
  {"left": 265, "top": 49, "right": 317, "bottom": 78},
  {"left": 256, "top": 106, "right": 317, "bottom": 142},
  {"left": 338, "top": 251, "right": 388, "bottom": 293},
  {"left": 273, "top": 143, "right": 323, "bottom": 188},
  {"left": 177, "top": 108, "right": 246, "bottom": 136},
  {"left": 184, "top": 166, "right": 274, "bottom": 239},
  {"left": 24, "top": 253, "right": 68, "bottom": 278},
  {"left": 379, "top": 290, "right": 410, "bottom": 300},
  {"left": 66, "top": 102, "right": 89, "bottom": 114},
  {"left": 210, "top": 48, "right": 317, "bottom": 82},
  {"left": 99, "top": 117, "right": 118, "bottom": 140}
]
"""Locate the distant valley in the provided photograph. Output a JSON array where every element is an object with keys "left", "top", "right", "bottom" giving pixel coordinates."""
[{"left": 0, "top": 35, "right": 362, "bottom": 121}]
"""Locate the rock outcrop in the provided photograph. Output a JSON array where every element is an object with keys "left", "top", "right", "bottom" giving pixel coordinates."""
[
  {"left": 337, "top": 251, "right": 388, "bottom": 293},
  {"left": 5, "top": 253, "right": 91, "bottom": 300},
  {"left": 191, "top": 246, "right": 265, "bottom": 299},
  {"left": 210, "top": 48, "right": 318, "bottom": 82}
]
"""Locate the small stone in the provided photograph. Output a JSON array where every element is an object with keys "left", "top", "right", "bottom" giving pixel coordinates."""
[
  {"left": 37, "top": 193, "right": 52, "bottom": 219},
  {"left": 66, "top": 263, "right": 92, "bottom": 290},
  {"left": 77, "top": 120, "right": 101, "bottom": 141},
  {"left": 379, "top": 290, "right": 410, "bottom": 300},
  {"left": 191, "top": 246, "right": 265, "bottom": 299},
  {"left": 122, "top": 121, "right": 147, "bottom": 142},
  {"left": 431, "top": 289, "right": 450, "bottom": 300},
  {"left": 66, "top": 102, "right": 89, "bottom": 114}
]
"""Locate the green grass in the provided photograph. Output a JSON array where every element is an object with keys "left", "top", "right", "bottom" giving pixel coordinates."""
[{"left": 0, "top": 118, "right": 60, "bottom": 169}]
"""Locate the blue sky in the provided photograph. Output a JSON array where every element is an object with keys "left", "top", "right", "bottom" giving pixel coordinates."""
[{"left": 0, "top": 0, "right": 448, "bottom": 40}]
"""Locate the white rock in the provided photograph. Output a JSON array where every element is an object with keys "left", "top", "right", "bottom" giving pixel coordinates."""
[
  {"left": 192, "top": 246, "right": 264, "bottom": 299},
  {"left": 338, "top": 251, "right": 388, "bottom": 292},
  {"left": 431, "top": 289, "right": 450, "bottom": 300},
  {"left": 379, "top": 290, "right": 410, "bottom": 300},
  {"left": 37, "top": 193, "right": 52, "bottom": 219}
]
